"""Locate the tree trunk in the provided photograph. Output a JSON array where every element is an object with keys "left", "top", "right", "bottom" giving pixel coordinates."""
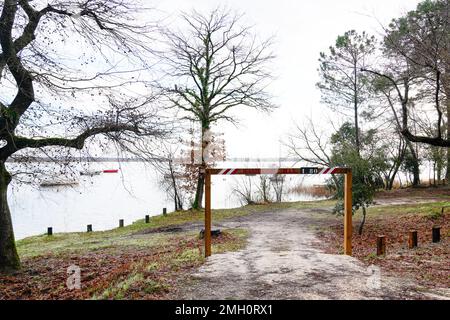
[
  {"left": 446, "top": 96, "right": 450, "bottom": 183},
  {"left": 354, "top": 63, "right": 361, "bottom": 156},
  {"left": 192, "top": 172, "right": 205, "bottom": 209},
  {"left": 446, "top": 148, "right": 450, "bottom": 184},
  {"left": 358, "top": 206, "right": 367, "bottom": 235},
  {"left": 443, "top": 71, "right": 450, "bottom": 183},
  {"left": 406, "top": 141, "right": 420, "bottom": 186},
  {"left": 192, "top": 126, "right": 209, "bottom": 210},
  {"left": 0, "top": 162, "right": 20, "bottom": 272}
]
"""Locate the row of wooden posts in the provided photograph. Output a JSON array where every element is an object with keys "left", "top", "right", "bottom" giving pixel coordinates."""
[
  {"left": 376, "top": 226, "right": 441, "bottom": 256},
  {"left": 46, "top": 208, "right": 168, "bottom": 236}
]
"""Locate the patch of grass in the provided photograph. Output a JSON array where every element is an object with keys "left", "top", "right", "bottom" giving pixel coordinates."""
[
  {"left": 143, "top": 279, "right": 170, "bottom": 294},
  {"left": 214, "top": 229, "right": 249, "bottom": 254},
  {"left": 95, "top": 273, "right": 144, "bottom": 300},
  {"left": 174, "top": 248, "right": 204, "bottom": 266},
  {"left": 356, "top": 201, "right": 450, "bottom": 219}
]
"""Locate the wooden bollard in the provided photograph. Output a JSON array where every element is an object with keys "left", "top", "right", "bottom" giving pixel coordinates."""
[
  {"left": 145, "top": 215, "right": 150, "bottom": 223},
  {"left": 408, "top": 230, "right": 418, "bottom": 249},
  {"left": 432, "top": 227, "right": 440, "bottom": 243},
  {"left": 163, "top": 208, "right": 167, "bottom": 216},
  {"left": 87, "top": 224, "right": 92, "bottom": 232},
  {"left": 376, "top": 235, "right": 386, "bottom": 256},
  {"left": 47, "top": 227, "right": 53, "bottom": 236},
  {"left": 119, "top": 219, "right": 124, "bottom": 228}
]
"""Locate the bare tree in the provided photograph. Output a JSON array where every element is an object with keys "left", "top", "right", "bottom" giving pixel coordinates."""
[
  {"left": 257, "top": 175, "right": 272, "bottom": 203},
  {"left": 270, "top": 174, "right": 285, "bottom": 202},
  {"left": 152, "top": 145, "right": 186, "bottom": 212},
  {"left": 0, "top": 0, "right": 166, "bottom": 272},
  {"left": 233, "top": 176, "right": 255, "bottom": 206},
  {"left": 157, "top": 7, "right": 276, "bottom": 209},
  {"left": 363, "top": 1, "right": 449, "bottom": 149},
  {"left": 285, "top": 119, "right": 339, "bottom": 188},
  {"left": 369, "top": 77, "right": 422, "bottom": 185}
]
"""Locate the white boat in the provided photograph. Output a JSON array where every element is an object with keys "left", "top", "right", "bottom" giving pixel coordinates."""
[
  {"left": 80, "top": 170, "right": 102, "bottom": 176},
  {"left": 40, "top": 180, "right": 79, "bottom": 188}
]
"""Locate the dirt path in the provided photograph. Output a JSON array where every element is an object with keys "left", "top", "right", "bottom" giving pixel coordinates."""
[{"left": 174, "top": 208, "right": 445, "bottom": 300}]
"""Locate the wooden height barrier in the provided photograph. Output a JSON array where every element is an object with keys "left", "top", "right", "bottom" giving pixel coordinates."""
[{"left": 203, "top": 167, "right": 353, "bottom": 257}]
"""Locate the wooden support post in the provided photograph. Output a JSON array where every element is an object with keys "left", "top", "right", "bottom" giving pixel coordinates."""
[
  {"left": 145, "top": 215, "right": 150, "bottom": 223},
  {"left": 432, "top": 226, "right": 440, "bottom": 243},
  {"left": 119, "top": 219, "right": 124, "bottom": 228},
  {"left": 408, "top": 230, "right": 418, "bottom": 249},
  {"left": 205, "top": 170, "right": 212, "bottom": 257},
  {"left": 47, "top": 227, "right": 53, "bottom": 236},
  {"left": 377, "top": 235, "right": 386, "bottom": 256},
  {"left": 344, "top": 171, "right": 352, "bottom": 256},
  {"left": 163, "top": 208, "right": 167, "bottom": 216},
  {"left": 87, "top": 224, "right": 92, "bottom": 232}
]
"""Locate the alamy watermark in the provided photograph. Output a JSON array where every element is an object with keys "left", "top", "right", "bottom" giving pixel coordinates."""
[
  {"left": 366, "top": 264, "right": 381, "bottom": 289},
  {"left": 66, "top": 264, "right": 81, "bottom": 290}
]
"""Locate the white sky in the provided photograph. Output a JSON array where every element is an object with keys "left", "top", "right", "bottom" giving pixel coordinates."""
[{"left": 150, "top": 0, "right": 422, "bottom": 159}]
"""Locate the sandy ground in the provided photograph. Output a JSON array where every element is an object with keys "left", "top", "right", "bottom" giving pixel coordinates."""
[{"left": 174, "top": 208, "right": 448, "bottom": 300}]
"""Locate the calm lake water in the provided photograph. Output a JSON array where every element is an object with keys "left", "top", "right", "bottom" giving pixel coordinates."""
[{"left": 8, "top": 161, "right": 327, "bottom": 240}]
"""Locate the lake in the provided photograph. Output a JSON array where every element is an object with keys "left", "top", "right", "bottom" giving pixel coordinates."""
[{"left": 8, "top": 161, "right": 327, "bottom": 240}]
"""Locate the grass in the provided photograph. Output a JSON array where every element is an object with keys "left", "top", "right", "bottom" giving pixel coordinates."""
[
  {"left": 16, "top": 200, "right": 333, "bottom": 259},
  {"left": 347, "top": 201, "right": 450, "bottom": 222}
]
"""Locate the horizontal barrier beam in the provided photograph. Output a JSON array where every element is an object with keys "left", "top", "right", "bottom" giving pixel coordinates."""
[{"left": 204, "top": 167, "right": 351, "bottom": 175}]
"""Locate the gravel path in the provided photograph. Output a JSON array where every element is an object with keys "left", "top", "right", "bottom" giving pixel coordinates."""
[{"left": 175, "top": 208, "right": 444, "bottom": 300}]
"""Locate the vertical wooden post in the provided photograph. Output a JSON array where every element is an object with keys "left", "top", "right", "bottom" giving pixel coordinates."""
[
  {"left": 47, "top": 227, "right": 53, "bottom": 236},
  {"left": 377, "top": 235, "right": 386, "bottom": 256},
  {"left": 163, "top": 208, "right": 167, "bottom": 216},
  {"left": 119, "top": 219, "right": 124, "bottom": 228},
  {"left": 408, "top": 230, "right": 418, "bottom": 249},
  {"left": 145, "top": 215, "right": 150, "bottom": 223},
  {"left": 205, "top": 170, "right": 212, "bottom": 257},
  {"left": 344, "top": 171, "right": 352, "bottom": 255},
  {"left": 432, "top": 226, "right": 440, "bottom": 243}
]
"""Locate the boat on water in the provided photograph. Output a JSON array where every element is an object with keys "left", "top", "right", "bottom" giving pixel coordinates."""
[
  {"left": 80, "top": 170, "right": 102, "bottom": 176},
  {"left": 40, "top": 180, "right": 79, "bottom": 188},
  {"left": 103, "top": 169, "right": 119, "bottom": 173}
]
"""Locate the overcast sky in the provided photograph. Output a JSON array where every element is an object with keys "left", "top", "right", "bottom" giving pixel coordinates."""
[{"left": 153, "top": 0, "right": 422, "bottom": 159}]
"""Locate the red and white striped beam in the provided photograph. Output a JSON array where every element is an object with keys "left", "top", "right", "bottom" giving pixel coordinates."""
[{"left": 204, "top": 167, "right": 350, "bottom": 175}]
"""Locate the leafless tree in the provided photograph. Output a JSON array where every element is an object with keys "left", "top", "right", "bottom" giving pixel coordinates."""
[
  {"left": 157, "top": 7, "right": 276, "bottom": 209},
  {"left": 362, "top": 1, "right": 450, "bottom": 152},
  {"left": 232, "top": 176, "right": 255, "bottom": 206},
  {"left": 285, "top": 119, "right": 339, "bottom": 188},
  {"left": 0, "top": 0, "right": 166, "bottom": 272},
  {"left": 257, "top": 175, "right": 272, "bottom": 203},
  {"left": 270, "top": 174, "right": 285, "bottom": 202}
]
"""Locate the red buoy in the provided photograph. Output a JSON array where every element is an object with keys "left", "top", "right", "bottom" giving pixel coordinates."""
[{"left": 103, "top": 169, "right": 119, "bottom": 173}]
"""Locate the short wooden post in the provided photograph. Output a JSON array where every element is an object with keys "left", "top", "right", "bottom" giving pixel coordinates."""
[
  {"left": 119, "top": 219, "right": 124, "bottom": 228},
  {"left": 145, "top": 215, "right": 150, "bottom": 223},
  {"left": 163, "top": 208, "right": 167, "bottom": 216},
  {"left": 377, "top": 235, "right": 386, "bottom": 256},
  {"left": 344, "top": 171, "right": 353, "bottom": 256},
  {"left": 432, "top": 226, "right": 440, "bottom": 243},
  {"left": 87, "top": 224, "right": 92, "bottom": 232},
  {"left": 408, "top": 230, "right": 418, "bottom": 249},
  {"left": 205, "top": 170, "right": 212, "bottom": 257},
  {"left": 47, "top": 227, "right": 53, "bottom": 236}
]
